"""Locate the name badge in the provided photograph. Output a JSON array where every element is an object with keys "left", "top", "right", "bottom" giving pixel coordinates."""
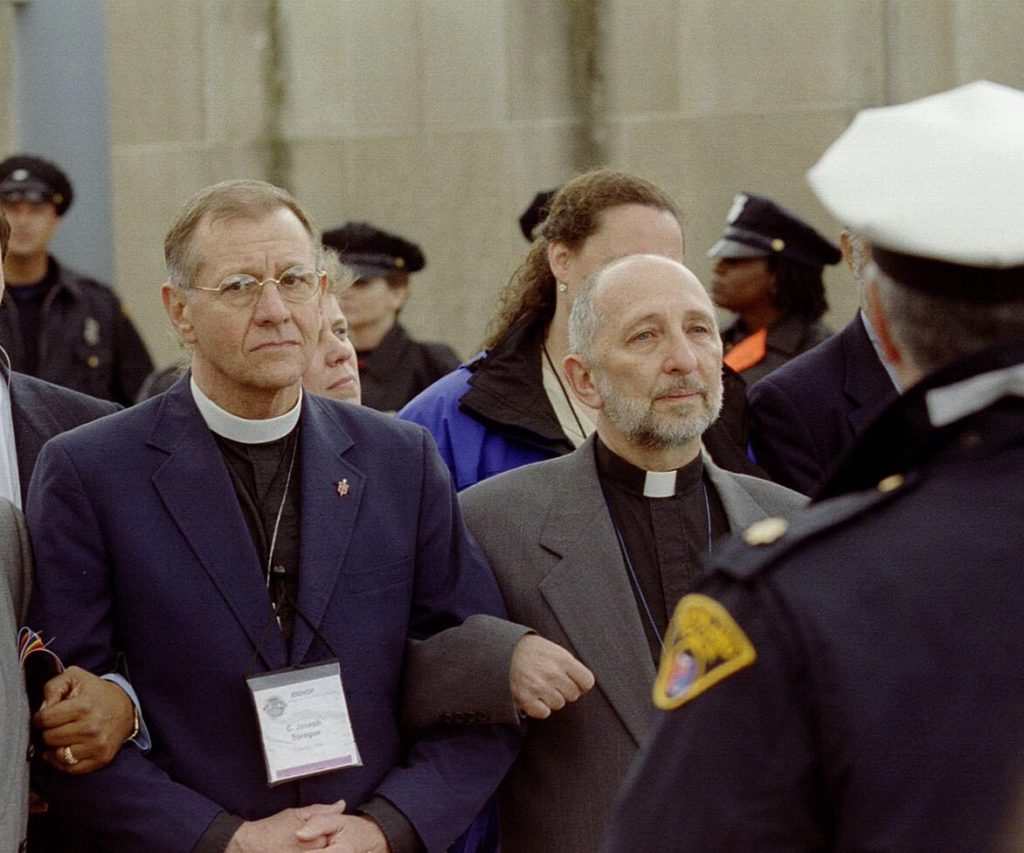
[{"left": 246, "top": 661, "right": 361, "bottom": 786}]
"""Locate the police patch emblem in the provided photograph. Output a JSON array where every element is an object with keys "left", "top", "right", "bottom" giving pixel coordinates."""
[{"left": 653, "top": 594, "right": 756, "bottom": 710}]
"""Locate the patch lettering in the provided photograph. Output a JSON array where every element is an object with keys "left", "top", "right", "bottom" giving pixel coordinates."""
[{"left": 653, "top": 594, "right": 756, "bottom": 710}]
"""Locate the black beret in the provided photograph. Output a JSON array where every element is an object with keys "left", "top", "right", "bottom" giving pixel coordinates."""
[
  {"left": 518, "top": 189, "right": 557, "bottom": 241},
  {"left": 321, "top": 222, "right": 425, "bottom": 280},
  {"left": 0, "top": 154, "right": 74, "bottom": 216},
  {"left": 708, "top": 192, "right": 840, "bottom": 269}
]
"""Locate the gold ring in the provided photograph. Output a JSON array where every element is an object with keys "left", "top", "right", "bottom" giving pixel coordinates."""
[{"left": 60, "top": 746, "right": 79, "bottom": 766}]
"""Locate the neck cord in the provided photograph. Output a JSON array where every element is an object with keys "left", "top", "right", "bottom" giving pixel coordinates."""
[
  {"left": 542, "top": 343, "right": 588, "bottom": 440},
  {"left": 603, "top": 477, "right": 714, "bottom": 653},
  {"left": 266, "top": 436, "right": 299, "bottom": 593}
]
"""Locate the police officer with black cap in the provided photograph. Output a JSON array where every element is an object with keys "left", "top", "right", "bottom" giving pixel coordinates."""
[
  {"left": 0, "top": 154, "right": 153, "bottom": 405},
  {"left": 603, "top": 81, "right": 1024, "bottom": 853},
  {"left": 324, "top": 221, "right": 459, "bottom": 412},
  {"left": 709, "top": 192, "right": 840, "bottom": 384}
]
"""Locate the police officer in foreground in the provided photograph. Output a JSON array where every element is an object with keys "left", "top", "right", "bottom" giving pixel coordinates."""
[
  {"left": 323, "top": 222, "right": 459, "bottom": 412},
  {"left": 0, "top": 155, "right": 153, "bottom": 404},
  {"left": 602, "top": 80, "right": 1024, "bottom": 852}
]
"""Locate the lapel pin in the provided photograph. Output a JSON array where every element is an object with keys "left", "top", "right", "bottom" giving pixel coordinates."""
[{"left": 336, "top": 479, "right": 349, "bottom": 497}]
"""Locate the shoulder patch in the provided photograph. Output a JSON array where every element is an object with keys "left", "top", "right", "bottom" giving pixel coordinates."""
[{"left": 653, "top": 594, "right": 756, "bottom": 711}]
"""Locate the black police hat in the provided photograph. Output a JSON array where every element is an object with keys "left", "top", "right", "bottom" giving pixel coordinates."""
[
  {"left": 322, "top": 222, "right": 425, "bottom": 281},
  {"left": 708, "top": 192, "right": 840, "bottom": 269},
  {"left": 0, "top": 154, "right": 74, "bottom": 216},
  {"left": 519, "top": 189, "right": 557, "bottom": 241}
]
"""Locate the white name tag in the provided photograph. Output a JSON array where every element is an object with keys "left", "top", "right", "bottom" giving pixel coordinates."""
[{"left": 247, "top": 661, "right": 362, "bottom": 786}]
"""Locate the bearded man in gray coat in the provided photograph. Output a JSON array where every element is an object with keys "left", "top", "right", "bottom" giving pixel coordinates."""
[{"left": 454, "top": 254, "right": 806, "bottom": 853}]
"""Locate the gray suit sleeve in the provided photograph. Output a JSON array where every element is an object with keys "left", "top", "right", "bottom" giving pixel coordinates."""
[{"left": 402, "top": 614, "right": 531, "bottom": 730}]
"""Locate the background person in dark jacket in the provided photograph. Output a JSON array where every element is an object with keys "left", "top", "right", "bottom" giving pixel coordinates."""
[
  {"left": 324, "top": 221, "right": 459, "bottom": 412},
  {"left": 709, "top": 192, "right": 839, "bottom": 385},
  {"left": 0, "top": 155, "right": 153, "bottom": 405}
]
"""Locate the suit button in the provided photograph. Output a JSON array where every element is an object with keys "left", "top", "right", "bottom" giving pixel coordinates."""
[
  {"left": 441, "top": 713, "right": 453, "bottom": 724},
  {"left": 453, "top": 712, "right": 465, "bottom": 724},
  {"left": 476, "top": 712, "right": 489, "bottom": 723}
]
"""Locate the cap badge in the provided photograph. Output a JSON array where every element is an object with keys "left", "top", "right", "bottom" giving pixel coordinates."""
[
  {"left": 726, "top": 193, "right": 749, "bottom": 224},
  {"left": 84, "top": 317, "right": 101, "bottom": 346},
  {"left": 771, "top": 238, "right": 786, "bottom": 252},
  {"left": 11, "top": 169, "right": 28, "bottom": 182},
  {"left": 653, "top": 594, "right": 757, "bottom": 710},
  {"left": 743, "top": 516, "right": 788, "bottom": 546},
  {"left": 394, "top": 257, "right": 405, "bottom": 269}
]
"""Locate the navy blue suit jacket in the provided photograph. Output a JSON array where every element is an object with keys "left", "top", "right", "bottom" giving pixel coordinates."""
[
  {"left": 26, "top": 377, "right": 518, "bottom": 852},
  {"left": 8, "top": 370, "right": 118, "bottom": 501},
  {"left": 747, "top": 313, "right": 897, "bottom": 495}
]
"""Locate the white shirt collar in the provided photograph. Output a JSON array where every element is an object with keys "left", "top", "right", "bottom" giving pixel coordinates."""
[
  {"left": 926, "top": 363, "right": 1024, "bottom": 428},
  {"left": 190, "top": 377, "right": 302, "bottom": 444},
  {"left": 0, "top": 365, "right": 21, "bottom": 508},
  {"left": 860, "top": 309, "right": 903, "bottom": 393}
]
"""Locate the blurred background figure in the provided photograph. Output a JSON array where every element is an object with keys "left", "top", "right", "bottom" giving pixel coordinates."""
[
  {"left": 324, "top": 221, "right": 459, "bottom": 412},
  {"left": 746, "top": 231, "right": 900, "bottom": 494},
  {"left": 518, "top": 189, "right": 557, "bottom": 242},
  {"left": 401, "top": 169, "right": 765, "bottom": 492},
  {"left": 709, "top": 192, "right": 840, "bottom": 385},
  {"left": 302, "top": 248, "right": 361, "bottom": 404},
  {"left": 0, "top": 155, "right": 153, "bottom": 405}
]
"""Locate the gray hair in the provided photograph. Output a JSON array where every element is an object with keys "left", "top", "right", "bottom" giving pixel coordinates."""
[
  {"left": 567, "top": 266, "right": 609, "bottom": 363},
  {"left": 165, "top": 179, "right": 321, "bottom": 287},
  {"left": 321, "top": 246, "right": 355, "bottom": 296},
  {"left": 872, "top": 262, "right": 1024, "bottom": 376}
]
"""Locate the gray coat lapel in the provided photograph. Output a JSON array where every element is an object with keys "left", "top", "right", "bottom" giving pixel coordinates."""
[{"left": 537, "top": 440, "right": 655, "bottom": 747}]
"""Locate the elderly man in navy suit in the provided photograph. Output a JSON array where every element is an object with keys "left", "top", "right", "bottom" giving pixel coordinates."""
[{"left": 26, "top": 180, "right": 518, "bottom": 853}]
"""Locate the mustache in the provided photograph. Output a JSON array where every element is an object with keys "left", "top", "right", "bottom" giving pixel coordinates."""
[{"left": 653, "top": 379, "right": 707, "bottom": 397}]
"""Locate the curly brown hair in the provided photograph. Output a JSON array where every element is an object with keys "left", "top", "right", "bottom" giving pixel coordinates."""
[{"left": 484, "top": 169, "right": 681, "bottom": 349}]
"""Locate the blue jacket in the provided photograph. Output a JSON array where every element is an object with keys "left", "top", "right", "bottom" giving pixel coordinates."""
[{"left": 401, "top": 319, "right": 766, "bottom": 491}]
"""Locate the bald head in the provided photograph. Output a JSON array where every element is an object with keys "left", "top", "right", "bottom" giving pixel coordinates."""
[{"left": 569, "top": 254, "right": 717, "bottom": 362}]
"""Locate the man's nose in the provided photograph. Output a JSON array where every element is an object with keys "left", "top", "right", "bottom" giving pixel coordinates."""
[
  {"left": 252, "top": 281, "right": 291, "bottom": 321},
  {"left": 664, "top": 333, "right": 699, "bottom": 373}
]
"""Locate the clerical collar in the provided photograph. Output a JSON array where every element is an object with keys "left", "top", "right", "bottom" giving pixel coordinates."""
[
  {"left": 594, "top": 436, "right": 704, "bottom": 498},
  {"left": 191, "top": 377, "right": 302, "bottom": 444}
]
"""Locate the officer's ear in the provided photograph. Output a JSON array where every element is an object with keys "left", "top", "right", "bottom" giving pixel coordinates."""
[
  {"left": 162, "top": 282, "right": 197, "bottom": 345},
  {"left": 564, "top": 353, "right": 603, "bottom": 411}
]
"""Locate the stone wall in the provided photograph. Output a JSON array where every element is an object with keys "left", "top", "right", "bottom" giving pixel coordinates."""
[{"left": 9, "top": 0, "right": 1024, "bottom": 368}]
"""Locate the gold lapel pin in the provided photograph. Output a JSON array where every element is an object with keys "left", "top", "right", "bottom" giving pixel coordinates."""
[{"left": 336, "top": 479, "right": 349, "bottom": 497}]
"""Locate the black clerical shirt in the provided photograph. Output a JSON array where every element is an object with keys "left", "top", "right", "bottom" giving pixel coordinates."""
[
  {"left": 216, "top": 427, "right": 301, "bottom": 642},
  {"left": 595, "top": 437, "right": 729, "bottom": 662}
]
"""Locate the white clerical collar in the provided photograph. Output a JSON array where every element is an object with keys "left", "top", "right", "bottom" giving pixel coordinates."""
[
  {"left": 643, "top": 469, "right": 677, "bottom": 498},
  {"left": 190, "top": 377, "right": 302, "bottom": 444}
]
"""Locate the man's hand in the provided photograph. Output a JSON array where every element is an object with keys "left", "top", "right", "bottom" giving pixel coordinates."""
[
  {"left": 510, "top": 634, "right": 595, "bottom": 719},
  {"left": 227, "top": 801, "right": 350, "bottom": 852},
  {"left": 297, "top": 812, "right": 389, "bottom": 853},
  {"left": 33, "top": 666, "right": 136, "bottom": 774}
]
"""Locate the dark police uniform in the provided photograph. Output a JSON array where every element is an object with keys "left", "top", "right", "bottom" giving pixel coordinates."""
[
  {"left": 603, "top": 81, "right": 1024, "bottom": 853},
  {"left": 0, "top": 155, "right": 153, "bottom": 405},
  {"left": 0, "top": 257, "right": 153, "bottom": 405},
  {"left": 323, "top": 221, "right": 459, "bottom": 413},
  {"left": 603, "top": 339, "right": 1024, "bottom": 852}
]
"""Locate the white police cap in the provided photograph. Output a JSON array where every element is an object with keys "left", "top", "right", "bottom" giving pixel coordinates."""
[{"left": 808, "top": 81, "right": 1024, "bottom": 284}]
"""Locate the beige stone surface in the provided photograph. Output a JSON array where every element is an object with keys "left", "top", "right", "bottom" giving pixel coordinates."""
[
  {"left": 93, "top": 0, "right": 1024, "bottom": 376},
  {"left": 0, "top": 5, "right": 15, "bottom": 153},
  {"left": 106, "top": 0, "right": 204, "bottom": 146},
  {"left": 505, "top": 0, "right": 575, "bottom": 122},
  {"left": 677, "top": 0, "right": 885, "bottom": 114},
  {"left": 420, "top": 0, "right": 508, "bottom": 130},
  {"left": 282, "top": 0, "right": 421, "bottom": 138},
  {"left": 605, "top": 0, "right": 681, "bottom": 116}
]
